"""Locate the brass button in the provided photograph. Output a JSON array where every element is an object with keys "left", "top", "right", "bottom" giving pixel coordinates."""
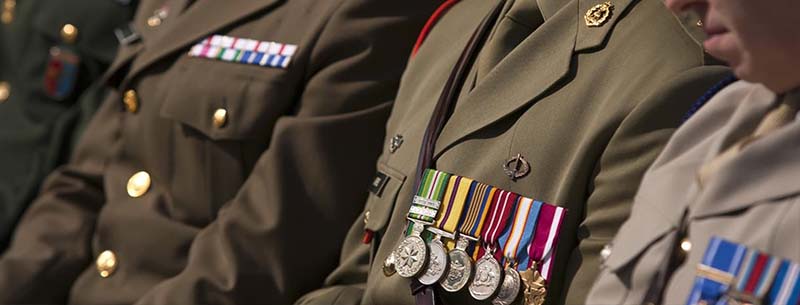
[
  {"left": 212, "top": 108, "right": 228, "bottom": 128},
  {"left": 123, "top": 90, "right": 138, "bottom": 113},
  {"left": 680, "top": 238, "right": 692, "bottom": 253},
  {"left": 127, "top": 171, "right": 151, "bottom": 198},
  {"left": 146, "top": 16, "right": 162, "bottom": 27},
  {"left": 0, "top": 81, "right": 9, "bottom": 103},
  {"left": 364, "top": 210, "right": 371, "bottom": 225},
  {"left": 60, "top": 24, "right": 78, "bottom": 44},
  {"left": 96, "top": 250, "right": 118, "bottom": 278},
  {"left": 1, "top": 0, "right": 15, "bottom": 24}
]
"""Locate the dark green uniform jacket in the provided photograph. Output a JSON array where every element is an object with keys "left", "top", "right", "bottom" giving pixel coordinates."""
[
  {"left": 0, "top": 0, "right": 135, "bottom": 250},
  {"left": 0, "top": 0, "right": 438, "bottom": 304},
  {"left": 296, "top": 0, "right": 730, "bottom": 304}
]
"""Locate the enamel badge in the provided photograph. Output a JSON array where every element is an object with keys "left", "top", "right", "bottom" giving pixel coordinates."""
[{"left": 44, "top": 47, "right": 80, "bottom": 101}]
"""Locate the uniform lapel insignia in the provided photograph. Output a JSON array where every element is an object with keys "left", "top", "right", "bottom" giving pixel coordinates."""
[
  {"left": 584, "top": 1, "right": 614, "bottom": 27},
  {"left": 188, "top": 35, "right": 298, "bottom": 69}
]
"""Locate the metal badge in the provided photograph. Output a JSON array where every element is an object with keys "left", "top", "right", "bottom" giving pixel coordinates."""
[
  {"left": 395, "top": 235, "right": 428, "bottom": 278},
  {"left": 493, "top": 267, "right": 521, "bottom": 305},
  {"left": 440, "top": 237, "right": 474, "bottom": 292},
  {"left": 389, "top": 134, "right": 404, "bottom": 153},
  {"left": 520, "top": 266, "right": 547, "bottom": 305},
  {"left": 470, "top": 252, "right": 504, "bottom": 300},
  {"left": 418, "top": 237, "right": 449, "bottom": 285},
  {"left": 503, "top": 154, "right": 531, "bottom": 180},
  {"left": 585, "top": 1, "right": 614, "bottom": 27}
]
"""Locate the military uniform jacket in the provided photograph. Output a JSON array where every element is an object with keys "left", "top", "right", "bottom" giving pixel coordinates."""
[
  {"left": 587, "top": 81, "right": 800, "bottom": 305},
  {"left": 295, "top": 0, "right": 730, "bottom": 304},
  {"left": 0, "top": 0, "right": 438, "bottom": 304},
  {"left": 0, "top": 0, "right": 135, "bottom": 250}
]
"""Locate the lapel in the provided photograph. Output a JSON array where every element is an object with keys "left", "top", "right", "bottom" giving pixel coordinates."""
[
  {"left": 432, "top": 0, "right": 635, "bottom": 159},
  {"left": 123, "top": 0, "right": 284, "bottom": 86},
  {"left": 692, "top": 88, "right": 800, "bottom": 219}
]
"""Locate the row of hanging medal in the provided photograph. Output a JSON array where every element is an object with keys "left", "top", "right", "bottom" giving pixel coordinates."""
[{"left": 384, "top": 169, "right": 567, "bottom": 305}]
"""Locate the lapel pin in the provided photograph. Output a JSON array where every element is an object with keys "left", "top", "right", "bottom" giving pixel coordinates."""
[
  {"left": 585, "top": 1, "right": 614, "bottom": 27},
  {"left": 503, "top": 153, "right": 531, "bottom": 180}
]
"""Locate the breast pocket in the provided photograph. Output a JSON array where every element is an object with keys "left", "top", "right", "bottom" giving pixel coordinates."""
[
  {"left": 157, "top": 63, "right": 295, "bottom": 213},
  {"left": 363, "top": 162, "right": 407, "bottom": 260}
]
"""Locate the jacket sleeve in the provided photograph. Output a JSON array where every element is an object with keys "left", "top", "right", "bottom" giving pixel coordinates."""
[
  {"left": 560, "top": 66, "right": 731, "bottom": 305},
  {"left": 133, "top": 1, "right": 438, "bottom": 304},
  {"left": 0, "top": 89, "right": 121, "bottom": 303}
]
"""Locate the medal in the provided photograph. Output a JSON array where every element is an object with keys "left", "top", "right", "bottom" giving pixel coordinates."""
[
  {"left": 520, "top": 262, "right": 547, "bottom": 305},
  {"left": 442, "top": 236, "right": 476, "bottom": 292},
  {"left": 470, "top": 189, "right": 518, "bottom": 300},
  {"left": 393, "top": 170, "right": 452, "bottom": 278},
  {"left": 494, "top": 266, "right": 522, "bottom": 305},
  {"left": 521, "top": 203, "right": 567, "bottom": 305},
  {"left": 440, "top": 179, "right": 494, "bottom": 292},
  {"left": 491, "top": 197, "right": 542, "bottom": 304},
  {"left": 417, "top": 233, "right": 450, "bottom": 285}
]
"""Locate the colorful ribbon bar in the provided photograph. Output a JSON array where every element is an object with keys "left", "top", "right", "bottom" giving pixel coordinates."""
[
  {"left": 435, "top": 176, "right": 473, "bottom": 242},
  {"left": 188, "top": 34, "right": 298, "bottom": 69},
  {"left": 687, "top": 237, "right": 800, "bottom": 305},
  {"left": 405, "top": 169, "right": 452, "bottom": 236}
]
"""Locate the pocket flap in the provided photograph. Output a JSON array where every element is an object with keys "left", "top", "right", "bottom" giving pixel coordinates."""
[
  {"left": 364, "top": 162, "right": 407, "bottom": 232},
  {"left": 159, "top": 66, "right": 290, "bottom": 141}
]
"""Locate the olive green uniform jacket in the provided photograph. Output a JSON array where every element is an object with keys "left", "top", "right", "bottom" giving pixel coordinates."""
[
  {"left": 295, "top": 0, "right": 729, "bottom": 304},
  {"left": 0, "top": 0, "right": 135, "bottom": 250},
  {"left": 0, "top": 0, "right": 438, "bottom": 304},
  {"left": 587, "top": 82, "right": 800, "bottom": 305}
]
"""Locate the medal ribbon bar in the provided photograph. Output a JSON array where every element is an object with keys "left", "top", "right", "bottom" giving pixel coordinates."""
[
  {"left": 527, "top": 204, "right": 567, "bottom": 281},
  {"left": 686, "top": 237, "right": 800, "bottom": 305},
  {"left": 498, "top": 197, "right": 542, "bottom": 269}
]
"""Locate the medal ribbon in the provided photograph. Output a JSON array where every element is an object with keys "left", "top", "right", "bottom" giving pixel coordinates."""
[
  {"left": 527, "top": 203, "right": 567, "bottom": 280},
  {"left": 734, "top": 248, "right": 800, "bottom": 305},
  {"left": 405, "top": 169, "right": 452, "bottom": 236},
  {"left": 474, "top": 189, "right": 518, "bottom": 260},
  {"left": 433, "top": 176, "right": 474, "bottom": 241},
  {"left": 685, "top": 237, "right": 748, "bottom": 305},
  {"left": 458, "top": 181, "right": 495, "bottom": 237},
  {"left": 497, "top": 197, "right": 542, "bottom": 270}
]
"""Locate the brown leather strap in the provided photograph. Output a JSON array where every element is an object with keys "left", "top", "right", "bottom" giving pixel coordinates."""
[{"left": 409, "top": 1, "right": 507, "bottom": 304}]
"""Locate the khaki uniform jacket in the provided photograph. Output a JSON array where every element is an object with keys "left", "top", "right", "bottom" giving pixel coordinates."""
[
  {"left": 0, "top": 0, "right": 135, "bottom": 250},
  {"left": 295, "top": 0, "right": 730, "bottom": 304},
  {"left": 587, "top": 81, "right": 800, "bottom": 305},
  {"left": 0, "top": 0, "right": 438, "bottom": 304}
]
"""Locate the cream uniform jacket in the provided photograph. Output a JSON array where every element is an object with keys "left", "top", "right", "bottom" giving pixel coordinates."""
[
  {"left": 0, "top": 0, "right": 438, "bottom": 304},
  {"left": 296, "top": 0, "right": 729, "bottom": 304},
  {"left": 587, "top": 81, "right": 800, "bottom": 305}
]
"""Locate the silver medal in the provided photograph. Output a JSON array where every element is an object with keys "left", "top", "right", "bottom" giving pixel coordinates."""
[
  {"left": 440, "top": 237, "right": 474, "bottom": 292},
  {"left": 492, "top": 267, "right": 521, "bottom": 305},
  {"left": 469, "top": 252, "right": 503, "bottom": 300},
  {"left": 395, "top": 235, "right": 428, "bottom": 278},
  {"left": 418, "top": 237, "right": 449, "bottom": 285}
]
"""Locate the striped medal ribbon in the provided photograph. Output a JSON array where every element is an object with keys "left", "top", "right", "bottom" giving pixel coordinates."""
[
  {"left": 728, "top": 244, "right": 800, "bottom": 305},
  {"left": 687, "top": 237, "right": 800, "bottom": 305},
  {"left": 493, "top": 197, "right": 543, "bottom": 305},
  {"left": 521, "top": 203, "right": 567, "bottom": 305},
  {"left": 448, "top": 180, "right": 495, "bottom": 295},
  {"left": 391, "top": 169, "right": 452, "bottom": 278},
  {"left": 469, "top": 189, "right": 518, "bottom": 301},
  {"left": 418, "top": 175, "right": 472, "bottom": 285},
  {"left": 435, "top": 176, "right": 479, "bottom": 292}
]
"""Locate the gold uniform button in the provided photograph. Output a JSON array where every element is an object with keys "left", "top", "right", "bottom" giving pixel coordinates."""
[
  {"left": 680, "top": 238, "right": 692, "bottom": 253},
  {"left": 0, "top": 81, "right": 9, "bottom": 103},
  {"left": 60, "top": 24, "right": 78, "bottom": 44},
  {"left": 146, "top": 16, "right": 162, "bottom": 27},
  {"left": 96, "top": 250, "right": 118, "bottom": 278},
  {"left": 212, "top": 108, "right": 228, "bottom": 128},
  {"left": 123, "top": 90, "right": 139, "bottom": 113},
  {"left": 1, "top": 0, "right": 15, "bottom": 24},
  {"left": 127, "top": 171, "right": 151, "bottom": 198},
  {"left": 364, "top": 210, "right": 371, "bottom": 225}
]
